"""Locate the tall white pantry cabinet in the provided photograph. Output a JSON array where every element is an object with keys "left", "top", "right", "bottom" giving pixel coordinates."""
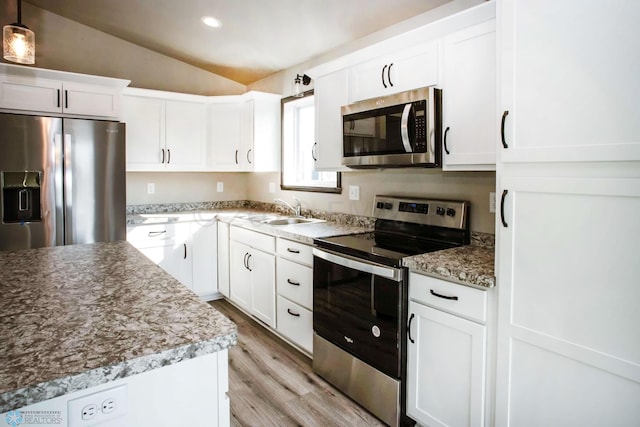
[{"left": 494, "top": 1, "right": 640, "bottom": 426}]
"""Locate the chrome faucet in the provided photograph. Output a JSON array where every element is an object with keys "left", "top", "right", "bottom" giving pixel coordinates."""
[{"left": 274, "top": 198, "right": 302, "bottom": 217}]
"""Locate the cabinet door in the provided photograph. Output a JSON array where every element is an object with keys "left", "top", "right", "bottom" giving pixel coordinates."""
[
  {"left": 137, "top": 243, "right": 191, "bottom": 289},
  {"left": 313, "top": 70, "right": 349, "bottom": 171},
  {"left": 407, "top": 301, "right": 486, "bottom": 427},
  {"left": 442, "top": 19, "right": 496, "bottom": 171},
  {"left": 165, "top": 100, "right": 208, "bottom": 170},
  {"left": 63, "top": 82, "right": 120, "bottom": 118},
  {"left": 122, "top": 96, "right": 165, "bottom": 171},
  {"left": 238, "top": 100, "right": 254, "bottom": 171},
  {"left": 495, "top": 175, "right": 640, "bottom": 426},
  {"left": 191, "top": 220, "right": 218, "bottom": 298},
  {"left": 229, "top": 240, "right": 252, "bottom": 311},
  {"left": 0, "top": 74, "right": 62, "bottom": 113},
  {"left": 209, "top": 102, "right": 244, "bottom": 171},
  {"left": 217, "top": 222, "right": 230, "bottom": 298},
  {"left": 249, "top": 249, "right": 276, "bottom": 328},
  {"left": 349, "top": 41, "right": 439, "bottom": 102},
  {"left": 499, "top": 0, "right": 640, "bottom": 162},
  {"left": 276, "top": 295, "right": 312, "bottom": 354}
]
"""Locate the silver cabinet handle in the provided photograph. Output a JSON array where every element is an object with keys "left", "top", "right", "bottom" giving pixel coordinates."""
[{"left": 148, "top": 230, "right": 166, "bottom": 237}]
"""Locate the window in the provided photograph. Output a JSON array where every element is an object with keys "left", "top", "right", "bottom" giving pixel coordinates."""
[{"left": 281, "top": 91, "right": 341, "bottom": 192}]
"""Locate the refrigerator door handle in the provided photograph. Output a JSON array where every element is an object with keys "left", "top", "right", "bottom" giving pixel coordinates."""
[
  {"left": 63, "top": 133, "right": 73, "bottom": 245},
  {"left": 54, "top": 132, "right": 65, "bottom": 246}
]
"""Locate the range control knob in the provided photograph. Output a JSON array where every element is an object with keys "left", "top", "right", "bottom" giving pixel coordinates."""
[
  {"left": 376, "top": 202, "right": 384, "bottom": 209},
  {"left": 383, "top": 203, "right": 393, "bottom": 210},
  {"left": 436, "top": 207, "right": 445, "bottom": 216},
  {"left": 446, "top": 208, "right": 456, "bottom": 217}
]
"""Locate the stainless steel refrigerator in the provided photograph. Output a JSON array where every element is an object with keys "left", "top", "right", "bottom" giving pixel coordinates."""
[{"left": 0, "top": 113, "right": 126, "bottom": 251}]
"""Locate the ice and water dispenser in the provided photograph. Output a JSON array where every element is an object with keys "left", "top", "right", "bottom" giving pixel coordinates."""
[{"left": 2, "top": 171, "right": 42, "bottom": 223}]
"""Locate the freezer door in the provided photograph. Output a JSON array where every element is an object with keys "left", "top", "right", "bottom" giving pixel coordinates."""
[
  {"left": 63, "top": 119, "right": 126, "bottom": 245},
  {"left": 0, "top": 113, "right": 63, "bottom": 250}
]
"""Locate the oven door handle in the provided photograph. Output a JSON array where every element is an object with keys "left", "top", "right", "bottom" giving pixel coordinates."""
[{"left": 313, "top": 248, "right": 403, "bottom": 282}]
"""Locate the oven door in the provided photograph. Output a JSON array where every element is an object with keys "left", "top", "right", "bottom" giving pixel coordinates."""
[{"left": 313, "top": 247, "right": 405, "bottom": 379}]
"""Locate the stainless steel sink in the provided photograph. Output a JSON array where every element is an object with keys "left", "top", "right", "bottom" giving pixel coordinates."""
[{"left": 261, "top": 217, "right": 323, "bottom": 225}]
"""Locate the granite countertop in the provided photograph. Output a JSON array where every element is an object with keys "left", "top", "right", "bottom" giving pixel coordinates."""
[
  {"left": 126, "top": 203, "right": 495, "bottom": 288},
  {"left": 0, "top": 241, "right": 237, "bottom": 412},
  {"left": 403, "top": 244, "right": 495, "bottom": 288}
]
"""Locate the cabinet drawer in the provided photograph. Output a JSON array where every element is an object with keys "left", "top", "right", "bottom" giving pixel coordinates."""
[
  {"left": 277, "top": 258, "right": 312, "bottom": 309},
  {"left": 276, "top": 296, "right": 313, "bottom": 354},
  {"left": 276, "top": 238, "right": 313, "bottom": 266},
  {"left": 127, "top": 223, "right": 176, "bottom": 248},
  {"left": 409, "top": 272, "right": 487, "bottom": 323},
  {"left": 230, "top": 226, "right": 275, "bottom": 253}
]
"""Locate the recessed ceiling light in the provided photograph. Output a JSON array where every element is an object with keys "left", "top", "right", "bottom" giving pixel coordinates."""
[{"left": 201, "top": 16, "right": 222, "bottom": 28}]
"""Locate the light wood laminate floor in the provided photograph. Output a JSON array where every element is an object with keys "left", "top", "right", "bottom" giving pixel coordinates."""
[{"left": 209, "top": 299, "right": 385, "bottom": 427}]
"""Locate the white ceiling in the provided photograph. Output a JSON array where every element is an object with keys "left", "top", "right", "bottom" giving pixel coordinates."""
[{"left": 24, "top": 0, "right": 452, "bottom": 85}]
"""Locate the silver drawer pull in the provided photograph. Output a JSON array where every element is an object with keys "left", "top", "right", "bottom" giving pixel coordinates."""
[
  {"left": 287, "top": 248, "right": 300, "bottom": 254},
  {"left": 430, "top": 289, "right": 458, "bottom": 301},
  {"left": 148, "top": 230, "right": 167, "bottom": 237},
  {"left": 287, "top": 308, "right": 300, "bottom": 317},
  {"left": 287, "top": 279, "right": 300, "bottom": 286}
]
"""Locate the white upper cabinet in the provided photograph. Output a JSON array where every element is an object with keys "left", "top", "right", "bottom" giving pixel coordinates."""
[
  {"left": 442, "top": 18, "right": 496, "bottom": 171},
  {"left": 122, "top": 88, "right": 208, "bottom": 171},
  {"left": 0, "top": 63, "right": 128, "bottom": 119},
  {"left": 209, "top": 92, "right": 280, "bottom": 172},
  {"left": 499, "top": 0, "right": 640, "bottom": 163},
  {"left": 313, "top": 69, "right": 350, "bottom": 171},
  {"left": 164, "top": 99, "right": 208, "bottom": 170},
  {"left": 349, "top": 41, "right": 439, "bottom": 102},
  {"left": 209, "top": 100, "right": 246, "bottom": 171}
]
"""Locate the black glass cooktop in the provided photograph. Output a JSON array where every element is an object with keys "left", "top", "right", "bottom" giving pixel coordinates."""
[{"left": 314, "top": 231, "right": 459, "bottom": 268}]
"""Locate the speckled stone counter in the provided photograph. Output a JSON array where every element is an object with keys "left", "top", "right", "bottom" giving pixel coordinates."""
[
  {"left": 126, "top": 201, "right": 494, "bottom": 288},
  {"left": 403, "top": 238, "right": 495, "bottom": 288},
  {"left": 0, "top": 241, "right": 237, "bottom": 412}
]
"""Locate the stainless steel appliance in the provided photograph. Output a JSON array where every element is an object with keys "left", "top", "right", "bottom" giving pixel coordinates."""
[
  {"left": 341, "top": 87, "right": 442, "bottom": 169},
  {"left": 0, "top": 113, "right": 126, "bottom": 251},
  {"left": 313, "top": 195, "right": 470, "bottom": 426}
]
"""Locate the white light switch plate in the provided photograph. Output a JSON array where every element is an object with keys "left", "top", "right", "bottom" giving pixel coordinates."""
[
  {"left": 349, "top": 185, "right": 360, "bottom": 201},
  {"left": 269, "top": 182, "right": 276, "bottom": 193},
  {"left": 216, "top": 182, "right": 224, "bottom": 192},
  {"left": 147, "top": 183, "right": 155, "bottom": 194},
  {"left": 489, "top": 192, "right": 496, "bottom": 213}
]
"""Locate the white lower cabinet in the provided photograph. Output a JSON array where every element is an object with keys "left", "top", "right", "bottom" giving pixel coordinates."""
[
  {"left": 127, "top": 219, "right": 218, "bottom": 300},
  {"left": 217, "top": 221, "right": 230, "bottom": 298},
  {"left": 407, "top": 273, "right": 487, "bottom": 427},
  {"left": 275, "top": 238, "right": 314, "bottom": 353},
  {"left": 229, "top": 226, "right": 276, "bottom": 328}
]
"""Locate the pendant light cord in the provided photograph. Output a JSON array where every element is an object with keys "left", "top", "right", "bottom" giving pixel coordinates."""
[{"left": 17, "top": 0, "right": 22, "bottom": 24}]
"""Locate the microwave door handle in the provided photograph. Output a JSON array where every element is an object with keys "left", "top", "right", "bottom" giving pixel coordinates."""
[{"left": 400, "top": 103, "right": 413, "bottom": 153}]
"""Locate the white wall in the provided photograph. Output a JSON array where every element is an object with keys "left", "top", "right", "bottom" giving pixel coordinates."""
[{"left": 126, "top": 172, "right": 248, "bottom": 205}]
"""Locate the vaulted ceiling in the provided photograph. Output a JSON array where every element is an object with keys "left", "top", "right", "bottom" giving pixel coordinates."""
[{"left": 24, "top": 0, "right": 452, "bottom": 85}]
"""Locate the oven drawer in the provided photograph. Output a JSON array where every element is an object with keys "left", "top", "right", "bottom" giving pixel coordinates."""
[
  {"left": 277, "top": 258, "right": 312, "bottom": 310},
  {"left": 409, "top": 272, "right": 487, "bottom": 323},
  {"left": 277, "top": 295, "right": 312, "bottom": 353},
  {"left": 277, "top": 238, "right": 313, "bottom": 266}
]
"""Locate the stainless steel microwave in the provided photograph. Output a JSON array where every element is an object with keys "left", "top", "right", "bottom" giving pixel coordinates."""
[{"left": 341, "top": 86, "right": 442, "bottom": 168}]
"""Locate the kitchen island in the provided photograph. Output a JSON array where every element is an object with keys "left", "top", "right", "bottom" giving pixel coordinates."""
[{"left": 0, "top": 240, "right": 236, "bottom": 426}]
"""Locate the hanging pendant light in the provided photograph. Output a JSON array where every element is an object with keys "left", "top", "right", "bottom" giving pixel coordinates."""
[{"left": 3, "top": 0, "right": 35, "bottom": 65}]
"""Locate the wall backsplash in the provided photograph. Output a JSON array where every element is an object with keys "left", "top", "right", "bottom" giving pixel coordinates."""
[
  {"left": 247, "top": 170, "right": 496, "bottom": 234},
  {"left": 126, "top": 172, "right": 248, "bottom": 205}
]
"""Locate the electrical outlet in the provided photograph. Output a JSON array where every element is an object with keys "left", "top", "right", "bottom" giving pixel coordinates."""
[
  {"left": 269, "top": 182, "right": 276, "bottom": 193},
  {"left": 349, "top": 185, "right": 360, "bottom": 201},
  {"left": 147, "top": 183, "right": 155, "bottom": 194},
  {"left": 68, "top": 384, "right": 128, "bottom": 427},
  {"left": 216, "top": 182, "right": 224, "bottom": 192},
  {"left": 489, "top": 192, "right": 496, "bottom": 213}
]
